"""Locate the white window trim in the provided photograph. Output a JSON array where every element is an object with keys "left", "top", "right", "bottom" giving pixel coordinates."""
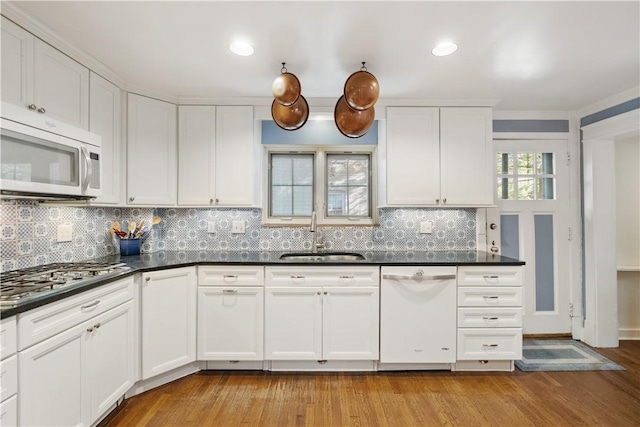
[{"left": 262, "top": 145, "right": 378, "bottom": 227}]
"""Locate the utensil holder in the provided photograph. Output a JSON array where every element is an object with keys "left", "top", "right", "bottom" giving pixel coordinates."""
[{"left": 119, "top": 238, "right": 141, "bottom": 256}]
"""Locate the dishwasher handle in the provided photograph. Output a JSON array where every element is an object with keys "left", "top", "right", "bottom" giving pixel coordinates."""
[{"left": 382, "top": 274, "right": 456, "bottom": 281}]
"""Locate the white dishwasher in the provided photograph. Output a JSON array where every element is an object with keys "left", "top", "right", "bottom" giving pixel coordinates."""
[{"left": 380, "top": 266, "right": 457, "bottom": 364}]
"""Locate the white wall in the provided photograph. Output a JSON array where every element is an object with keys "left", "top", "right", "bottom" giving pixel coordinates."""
[{"left": 616, "top": 134, "right": 640, "bottom": 339}]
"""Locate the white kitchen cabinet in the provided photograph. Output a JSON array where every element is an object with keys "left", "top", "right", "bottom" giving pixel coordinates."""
[
  {"left": 178, "top": 105, "right": 255, "bottom": 206},
  {"left": 385, "top": 106, "right": 492, "bottom": 206},
  {"left": 19, "top": 300, "right": 135, "bottom": 427},
  {"left": 127, "top": 93, "right": 177, "bottom": 206},
  {"left": 455, "top": 266, "right": 524, "bottom": 370},
  {"left": 0, "top": 316, "right": 17, "bottom": 427},
  {"left": 141, "top": 267, "right": 196, "bottom": 379},
  {"left": 1, "top": 16, "right": 89, "bottom": 129},
  {"left": 89, "top": 71, "right": 122, "bottom": 204},
  {"left": 380, "top": 266, "right": 457, "bottom": 364},
  {"left": 0, "top": 395, "right": 17, "bottom": 427},
  {"left": 264, "top": 267, "right": 380, "bottom": 361},
  {"left": 197, "top": 266, "right": 265, "bottom": 361}
]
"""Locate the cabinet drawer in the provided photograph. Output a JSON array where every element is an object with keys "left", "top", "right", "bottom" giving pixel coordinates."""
[
  {"left": 0, "top": 317, "right": 16, "bottom": 359},
  {"left": 265, "top": 267, "right": 379, "bottom": 287},
  {"left": 457, "top": 328, "right": 522, "bottom": 360},
  {"left": 0, "top": 394, "right": 17, "bottom": 427},
  {"left": 457, "top": 266, "right": 523, "bottom": 287},
  {"left": 457, "top": 307, "right": 522, "bottom": 328},
  {"left": 198, "top": 266, "right": 264, "bottom": 287},
  {"left": 0, "top": 355, "right": 17, "bottom": 402},
  {"left": 18, "top": 276, "right": 135, "bottom": 350},
  {"left": 457, "top": 287, "right": 522, "bottom": 307}
]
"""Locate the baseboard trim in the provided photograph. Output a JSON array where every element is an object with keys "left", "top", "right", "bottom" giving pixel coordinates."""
[
  {"left": 523, "top": 333, "right": 572, "bottom": 339},
  {"left": 619, "top": 328, "right": 640, "bottom": 340},
  {"left": 125, "top": 362, "right": 204, "bottom": 398}
]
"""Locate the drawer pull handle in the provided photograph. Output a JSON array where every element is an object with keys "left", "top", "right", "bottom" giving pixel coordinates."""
[
  {"left": 339, "top": 275, "right": 354, "bottom": 279},
  {"left": 223, "top": 275, "right": 238, "bottom": 279},
  {"left": 483, "top": 275, "right": 500, "bottom": 279},
  {"left": 483, "top": 316, "right": 499, "bottom": 320},
  {"left": 483, "top": 344, "right": 499, "bottom": 348},
  {"left": 383, "top": 274, "right": 456, "bottom": 281},
  {"left": 81, "top": 300, "right": 100, "bottom": 310},
  {"left": 318, "top": 360, "right": 327, "bottom": 364},
  {"left": 291, "top": 275, "right": 305, "bottom": 279},
  {"left": 223, "top": 289, "right": 238, "bottom": 294},
  {"left": 94, "top": 322, "right": 101, "bottom": 329},
  {"left": 229, "top": 360, "right": 239, "bottom": 364},
  {"left": 483, "top": 296, "right": 499, "bottom": 299}
]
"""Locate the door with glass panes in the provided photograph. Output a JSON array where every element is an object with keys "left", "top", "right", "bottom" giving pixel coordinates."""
[{"left": 487, "top": 140, "right": 571, "bottom": 334}]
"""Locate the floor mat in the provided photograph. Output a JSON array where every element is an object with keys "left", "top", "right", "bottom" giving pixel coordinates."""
[{"left": 515, "top": 339, "right": 625, "bottom": 371}]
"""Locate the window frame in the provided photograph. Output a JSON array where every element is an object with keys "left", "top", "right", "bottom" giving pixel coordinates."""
[
  {"left": 262, "top": 145, "right": 378, "bottom": 226},
  {"left": 495, "top": 150, "right": 557, "bottom": 201}
]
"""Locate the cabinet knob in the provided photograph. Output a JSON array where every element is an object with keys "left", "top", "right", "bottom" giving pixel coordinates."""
[
  {"left": 317, "top": 292, "right": 321, "bottom": 295},
  {"left": 215, "top": 198, "right": 219, "bottom": 204},
  {"left": 28, "top": 104, "right": 37, "bottom": 110},
  {"left": 87, "top": 327, "right": 94, "bottom": 333},
  {"left": 129, "top": 197, "right": 135, "bottom": 202},
  {"left": 435, "top": 198, "right": 440, "bottom": 204},
  {"left": 145, "top": 277, "right": 151, "bottom": 282},
  {"left": 323, "top": 291, "right": 328, "bottom": 295},
  {"left": 210, "top": 198, "right": 214, "bottom": 204},
  {"left": 37, "top": 107, "right": 46, "bottom": 114},
  {"left": 443, "top": 198, "right": 447, "bottom": 204},
  {"left": 94, "top": 322, "right": 101, "bottom": 329}
]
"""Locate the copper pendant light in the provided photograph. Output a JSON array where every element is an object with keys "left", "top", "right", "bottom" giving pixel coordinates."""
[
  {"left": 271, "top": 63, "right": 301, "bottom": 106},
  {"left": 343, "top": 62, "right": 379, "bottom": 111},
  {"left": 334, "top": 95, "right": 375, "bottom": 138},
  {"left": 272, "top": 95, "right": 309, "bottom": 131}
]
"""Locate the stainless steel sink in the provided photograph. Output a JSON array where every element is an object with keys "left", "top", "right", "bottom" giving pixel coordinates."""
[{"left": 279, "top": 252, "right": 365, "bottom": 262}]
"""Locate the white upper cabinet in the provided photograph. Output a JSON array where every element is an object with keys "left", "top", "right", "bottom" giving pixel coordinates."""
[
  {"left": 178, "top": 105, "right": 255, "bottom": 206},
  {"left": 1, "top": 17, "right": 89, "bottom": 129},
  {"left": 127, "top": 93, "right": 177, "bottom": 206},
  {"left": 89, "top": 72, "right": 122, "bottom": 204},
  {"left": 385, "top": 106, "right": 493, "bottom": 206},
  {"left": 440, "top": 107, "right": 493, "bottom": 206}
]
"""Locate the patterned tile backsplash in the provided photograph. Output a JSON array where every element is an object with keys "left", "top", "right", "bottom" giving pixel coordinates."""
[{"left": 0, "top": 200, "right": 477, "bottom": 272}]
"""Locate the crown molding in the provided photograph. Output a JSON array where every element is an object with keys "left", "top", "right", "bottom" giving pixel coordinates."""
[
  {"left": 1, "top": 2, "right": 126, "bottom": 89},
  {"left": 125, "top": 84, "right": 179, "bottom": 105}
]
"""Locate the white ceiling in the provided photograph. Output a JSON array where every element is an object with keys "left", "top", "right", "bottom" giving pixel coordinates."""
[{"left": 9, "top": 1, "right": 640, "bottom": 111}]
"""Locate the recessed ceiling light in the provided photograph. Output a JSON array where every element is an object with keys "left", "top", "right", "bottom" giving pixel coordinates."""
[
  {"left": 229, "top": 41, "right": 254, "bottom": 56},
  {"left": 431, "top": 42, "right": 458, "bottom": 57}
]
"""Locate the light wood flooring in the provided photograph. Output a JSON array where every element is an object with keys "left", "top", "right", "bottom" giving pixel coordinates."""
[{"left": 102, "top": 340, "right": 640, "bottom": 427}]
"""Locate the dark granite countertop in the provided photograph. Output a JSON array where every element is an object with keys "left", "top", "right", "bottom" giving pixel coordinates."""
[{"left": 1, "top": 250, "right": 524, "bottom": 319}]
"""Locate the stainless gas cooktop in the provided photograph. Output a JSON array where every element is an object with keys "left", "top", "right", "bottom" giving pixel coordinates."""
[{"left": 0, "top": 262, "right": 131, "bottom": 308}]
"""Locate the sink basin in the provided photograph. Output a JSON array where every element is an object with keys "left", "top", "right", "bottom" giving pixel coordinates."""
[{"left": 279, "top": 252, "right": 366, "bottom": 262}]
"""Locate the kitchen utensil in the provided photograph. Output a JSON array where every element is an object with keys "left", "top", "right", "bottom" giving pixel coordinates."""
[
  {"left": 344, "top": 63, "right": 379, "bottom": 111},
  {"left": 112, "top": 221, "right": 121, "bottom": 231},
  {"left": 271, "top": 95, "right": 309, "bottom": 131},
  {"left": 334, "top": 95, "right": 375, "bottom": 138},
  {"left": 271, "top": 63, "right": 301, "bottom": 106},
  {"left": 128, "top": 221, "right": 136, "bottom": 238},
  {"left": 152, "top": 216, "right": 161, "bottom": 226}
]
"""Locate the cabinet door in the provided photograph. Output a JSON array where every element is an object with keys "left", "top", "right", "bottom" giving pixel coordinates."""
[
  {"left": 1, "top": 16, "right": 34, "bottom": 108},
  {"left": 89, "top": 300, "right": 136, "bottom": 423},
  {"left": 380, "top": 267, "right": 457, "bottom": 363},
  {"left": 178, "top": 106, "right": 216, "bottom": 205},
  {"left": 0, "top": 395, "right": 17, "bottom": 427},
  {"left": 214, "top": 106, "right": 255, "bottom": 205},
  {"left": 19, "top": 321, "right": 88, "bottom": 427},
  {"left": 127, "top": 93, "right": 177, "bottom": 205},
  {"left": 386, "top": 107, "right": 440, "bottom": 205},
  {"left": 34, "top": 39, "right": 89, "bottom": 129},
  {"left": 141, "top": 267, "right": 196, "bottom": 379},
  {"left": 322, "top": 286, "right": 380, "bottom": 360},
  {"left": 440, "top": 107, "right": 492, "bottom": 205},
  {"left": 264, "top": 287, "right": 322, "bottom": 360},
  {"left": 197, "top": 286, "right": 264, "bottom": 360},
  {"left": 90, "top": 72, "right": 122, "bottom": 204}
]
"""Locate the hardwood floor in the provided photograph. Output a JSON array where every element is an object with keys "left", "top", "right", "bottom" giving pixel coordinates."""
[{"left": 103, "top": 341, "right": 640, "bottom": 427}]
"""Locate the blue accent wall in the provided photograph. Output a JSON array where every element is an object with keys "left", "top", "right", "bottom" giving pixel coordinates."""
[
  {"left": 262, "top": 120, "right": 378, "bottom": 145},
  {"left": 493, "top": 119, "right": 569, "bottom": 133},
  {"left": 580, "top": 97, "right": 640, "bottom": 127}
]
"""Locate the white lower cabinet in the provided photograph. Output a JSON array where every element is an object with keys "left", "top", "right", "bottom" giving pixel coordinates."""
[
  {"left": 264, "top": 267, "right": 380, "bottom": 361},
  {"left": 19, "top": 300, "right": 135, "bottom": 427},
  {"left": 141, "top": 267, "right": 197, "bottom": 379},
  {"left": 197, "top": 266, "right": 265, "bottom": 361}
]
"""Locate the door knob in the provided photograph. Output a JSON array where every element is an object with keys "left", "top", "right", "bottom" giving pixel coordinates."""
[{"left": 490, "top": 223, "right": 497, "bottom": 230}]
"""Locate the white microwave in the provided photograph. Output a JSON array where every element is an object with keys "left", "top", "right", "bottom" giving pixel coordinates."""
[{"left": 0, "top": 102, "right": 102, "bottom": 200}]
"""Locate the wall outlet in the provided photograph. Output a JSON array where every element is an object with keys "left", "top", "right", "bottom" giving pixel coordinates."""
[
  {"left": 207, "top": 221, "right": 216, "bottom": 233},
  {"left": 57, "top": 223, "right": 73, "bottom": 242},
  {"left": 231, "top": 220, "right": 245, "bottom": 234},
  {"left": 420, "top": 221, "right": 433, "bottom": 234}
]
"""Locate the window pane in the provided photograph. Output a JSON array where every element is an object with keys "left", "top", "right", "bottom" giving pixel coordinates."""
[
  {"left": 496, "top": 153, "right": 513, "bottom": 175},
  {"left": 517, "top": 153, "right": 535, "bottom": 175},
  {"left": 327, "top": 188, "right": 346, "bottom": 215},
  {"left": 517, "top": 177, "right": 535, "bottom": 200},
  {"left": 327, "top": 158, "right": 347, "bottom": 186},
  {"left": 348, "top": 187, "right": 369, "bottom": 216},
  {"left": 496, "top": 177, "right": 514, "bottom": 199},
  {"left": 271, "top": 186, "right": 292, "bottom": 215},
  {"left": 271, "top": 156, "right": 292, "bottom": 185},
  {"left": 348, "top": 159, "right": 368, "bottom": 185},
  {"left": 293, "top": 186, "right": 313, "bottom": 215},
  {"left": 536, "top": 177, "right": 556, "bottom": 200},
  {"left": 293, "top": 157, "right": 313, "bottom": 185},
  {"left": 537, "top": 153, "right": 555, "bottom": 175}
]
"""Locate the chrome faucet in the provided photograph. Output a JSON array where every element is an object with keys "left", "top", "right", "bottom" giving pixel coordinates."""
[{"left": 310, "top": 211, "right": 324, "bottom": 253}]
